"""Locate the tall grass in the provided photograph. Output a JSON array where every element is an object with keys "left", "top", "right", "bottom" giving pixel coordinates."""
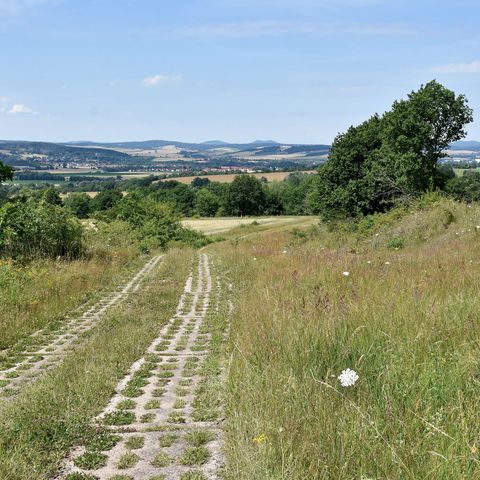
[
  {"left": 0, "top": 220, "right": 143, "bottom": 350},
  {"left": 215, "top": 198, "right": 480, "bottom": 479}
]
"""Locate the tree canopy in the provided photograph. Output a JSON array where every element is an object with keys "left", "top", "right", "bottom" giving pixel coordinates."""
[{"left": 311, "top": 81, "right": 474, "bottom": 219}]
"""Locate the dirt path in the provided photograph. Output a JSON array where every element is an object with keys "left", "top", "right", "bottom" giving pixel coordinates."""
[
  {"left": 0, "top": 255, "right": 163, "bottom": 399},
  {"left": 59, "top": 253, "right": 226, "bottom": 480}
]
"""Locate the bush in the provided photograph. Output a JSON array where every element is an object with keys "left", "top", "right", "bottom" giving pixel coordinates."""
[
  {"left": 0, "top": 200, "right": 84, "bottom": 260},
  {"left": 64, "top": 192, "right": 92, "bottom": 218},
  {"left": 106, "top": 194, "right": 206, "bottom": 250}
]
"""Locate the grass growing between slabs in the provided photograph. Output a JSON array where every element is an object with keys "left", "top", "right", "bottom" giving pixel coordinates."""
[
  {"left": 0, "top": 247, "right": 193, "bottom": 480},
  {"left": 215, "top": 197, "right": 480, "bottom": 479}
]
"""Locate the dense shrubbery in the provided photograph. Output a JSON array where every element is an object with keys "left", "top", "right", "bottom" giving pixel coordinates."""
[
  {"left": 104, "top": 193, "right": 208, "bottom": 251},
  {"left": 444, "top": 171, "right": 480, "bottom": 202},
  {"left": 0, "top": 199, "right": 84, "bottom": 260}
]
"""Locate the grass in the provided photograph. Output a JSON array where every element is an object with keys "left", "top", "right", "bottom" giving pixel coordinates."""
[
  {"left": 179, "top": 446, "right": 210, "bottom": 466},
  {"left": 210, "top": 197, "right": 480, "bottom": 479},
  {"left": 0, "top": 247, "right": 192, "bottom": 479},
  {"left": 151, "top": 451, "right": 171, "bottom": 468},
  {"left": 117, "top": 452, "right": 140, "bottom": 469},
  {"left": 0, "top": 221, "right": 143, "bottom": 351},
  {"left": 125, "top": 435, "right": 144, "bottom": 449},
  {"left": 73, "top": 451, "right": 107, "bottom": 469}
]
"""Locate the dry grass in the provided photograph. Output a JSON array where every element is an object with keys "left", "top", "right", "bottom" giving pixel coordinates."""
[{"left": 183, "top": 216, "right": 317, "bottom": 235}]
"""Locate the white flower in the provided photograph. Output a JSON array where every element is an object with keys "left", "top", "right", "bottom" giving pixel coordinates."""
[
  {"left": 253, "top": 257, "right": 257, "bottom": 261},
  {"left": 338, "top": 368, "right": 359, "bottom": 387},
  {"left": 385, "top": 261, "right": 391, "bottom": 265},
  {"left": 342, "top": 271, "right": 350, "bottom": 276},
  {"left": 367, "top": 260, "right": 372, "bottom": 264},
  {"left": 282, "top": 250, "right": 287, "bottom": 254}
]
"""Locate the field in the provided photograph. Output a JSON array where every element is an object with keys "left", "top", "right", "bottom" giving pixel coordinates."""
[
  {"left": 182, "top": 215, "right": 317, "bottom": 235},
  {"left": 160, "top": 170, "right": 316, "bottom": 184},
  {"left": 1, "top": 200, "right": 480, "bottom": 479}
]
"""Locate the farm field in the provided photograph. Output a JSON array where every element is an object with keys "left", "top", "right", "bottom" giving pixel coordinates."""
[
  {"left": 182, "top": 215, "right": 317, "bottom": 235},
  {"left": 160, "top": 170, "right": 316, "bottom": 184}
]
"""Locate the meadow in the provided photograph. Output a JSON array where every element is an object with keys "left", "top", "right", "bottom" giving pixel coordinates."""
[{"left": 209, "top": 196, "right": 480, "bottom": 479}]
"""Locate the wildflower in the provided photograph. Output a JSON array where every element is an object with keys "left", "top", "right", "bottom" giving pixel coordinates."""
[
  {"left": 338, "top": 368, "right": 359, "bottom": 387},
  {"left": 282, "top": 250, "right": 287, "bottom": 254},
  {"left": 253, "top": 433, "right": 268, "bottom": 444},
  {"left": 253, "top": 257, "right": 257, "bottom": 261},
  {"left": 367, "top": 260, "right": 372, "bottom": 264},
  {"left": 342, "top": 271, "right": 350, "bottom": 276},
  {"left": 385, "top": 261, "right": 391, "bottom": 265}
]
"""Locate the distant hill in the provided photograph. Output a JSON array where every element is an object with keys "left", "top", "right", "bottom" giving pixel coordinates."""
[
  {"left": 64, "top": 139, "right": 319, "bottom": 151},
  {"left": 450, "top": 140, "right": 480, "bottom": 151}
]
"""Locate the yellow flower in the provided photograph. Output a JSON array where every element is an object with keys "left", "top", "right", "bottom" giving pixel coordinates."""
[
  {"left": 253, "top": 433, "right": 268, "bottom": 444},
  {"left": 471, "top": 445, "right": 478, "bottom": 455}
]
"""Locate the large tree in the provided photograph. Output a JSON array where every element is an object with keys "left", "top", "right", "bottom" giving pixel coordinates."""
[
  {"left": 225, "top": 174, "right": 266, "bottom": 216},
  {"left": 312, "top": 81, "right": 474, "bottom": 219}
]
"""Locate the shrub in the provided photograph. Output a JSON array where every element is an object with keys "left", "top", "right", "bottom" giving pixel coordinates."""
[{"left": 0, "top": 200, "right": 84, "bottom": 260}]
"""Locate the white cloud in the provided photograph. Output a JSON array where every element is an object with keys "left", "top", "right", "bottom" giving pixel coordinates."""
[
  {"left": 179, "top": 20, "right": 412, "bottom": 38},
  {"left": 8, "top": 104, "right": 33, "bottom": 114},
  {"left": 141, "top": 74, "right": 182, "bottom": 87},
  {"left": 432, "top": 60, "right": 480, "bottom": 74}
]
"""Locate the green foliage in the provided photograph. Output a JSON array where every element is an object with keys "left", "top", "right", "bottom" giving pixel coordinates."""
[
  {"left": 0, "top": 200, "right": 84, "bottom": 260},
  {"left": 64, "top": 192, "right": 92, "bottom": 218},
  {"left": 107, "top": 193, "right": 206, "bottom": 250},
  {"left": 194, "top": 188, "right": 220, "bottom": 217},
  {"left": 0, "top": 161, "right": 13, "bottom": 182},
  {"left": 445, "top": 171, "right": 480, "bottom": 202},
  {"left": 91, "top": 188, "right": 123, "bottom": 211},
  {"left": 41, "top": 187, "right": 63, "bottom": 206},
  {"left": 311, "top": 81, "right": 474, "bottom": 220},
  {"left": 225, "top": 175, "right": 266, "bottom": 216}
]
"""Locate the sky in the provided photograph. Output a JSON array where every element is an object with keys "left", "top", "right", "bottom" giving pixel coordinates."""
[{"left": 0, "top": 0, "right": 479, "bottom": 144}]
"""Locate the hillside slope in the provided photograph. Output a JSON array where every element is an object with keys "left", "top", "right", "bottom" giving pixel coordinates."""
[{"left": 209, "top": 196, "right": 480, "bottom": 479}]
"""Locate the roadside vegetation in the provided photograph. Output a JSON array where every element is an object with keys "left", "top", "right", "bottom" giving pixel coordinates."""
[{"left": 216, "top": 195, "right": 480, "bottom": 479}]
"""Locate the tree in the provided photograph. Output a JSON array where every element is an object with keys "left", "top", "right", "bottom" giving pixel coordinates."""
[
  {"left": 92, "top": 188, "right": 123, "bottom": 211},
  {"left": 225, "top": 175, "right": 266, "bottom": 216},
  {"left": 0, "top": 162, "right": 13, "bottom": 182},
  {"left": 445, "top": 171, "right": 480, "bottom": 202},
  {"left": 42, "top": 187, "right": 63, "bottom": 206},
  {"left": 194, "top": 188, "right": 220, "bottom": 217},
  {"left": 64, "top": 192, "right": 92, "bottom": 218},
  {"left": 311, "top": 81, "right": 474, "bottom": 219},
  {"left": 191, "top": 177, "right": 210, "bottom": 188}
]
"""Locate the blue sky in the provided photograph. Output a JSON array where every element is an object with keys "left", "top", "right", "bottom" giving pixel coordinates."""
[{"left": 0, "top": 0, "right": 479, "bottom": 144}]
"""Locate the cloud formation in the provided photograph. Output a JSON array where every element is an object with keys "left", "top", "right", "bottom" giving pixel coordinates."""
[
  {"left": 141, "top": 74, "right": 183, "bottom": 87},
  {"left": 432, "top": 60, "right": 480, "bottom": 74},
  {"left": 8, "top": 104, "right": 33, "bottom": 114}
]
